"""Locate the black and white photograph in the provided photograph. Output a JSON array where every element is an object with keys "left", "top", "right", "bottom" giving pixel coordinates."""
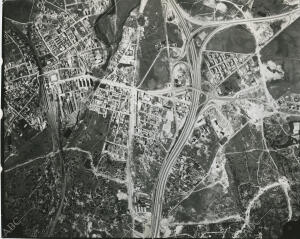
[{"left": 1, "top": 0, "right": 300, "bottom": 238}]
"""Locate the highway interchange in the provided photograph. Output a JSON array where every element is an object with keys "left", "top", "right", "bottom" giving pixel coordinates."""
[{"left": 150, "top": 0, "right": 300, "bottom": 237}]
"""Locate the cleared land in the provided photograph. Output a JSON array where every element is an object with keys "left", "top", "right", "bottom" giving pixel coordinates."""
[
  {"left": 137, "top": 0, "right": 167, "bottom": 88},
  {"left": 252, "top": 0, "right": 297, "bottom": 17},
  {"left": 206, "top": 25, "right": 255, "bottom": 54},
  {"left": 3, "top": 0, "right": 33, "bottom": 23},
  {"left": 262, "top": 18, "right": 300, "bottom": 99}
]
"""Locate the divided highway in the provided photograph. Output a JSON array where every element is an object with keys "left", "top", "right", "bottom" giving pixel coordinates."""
[{"left": 151, "top": 1, "right": 300, "bottom": 238}]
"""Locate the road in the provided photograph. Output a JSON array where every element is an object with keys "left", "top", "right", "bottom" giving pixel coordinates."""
[
  {"left": 150, "top": 1, "right": 300, "bottom": 237},
  {"left": 178, "top": 3, "right": 300, "bottom": 60},
  {"left": 173, "top": 0, "right": 300, "bottom": 27},
  {"left": 145, "top": 86, "right": 187, "bottom": 96},
  {"left": 151, "top": 0, "right": 204, "bottom": 236}
]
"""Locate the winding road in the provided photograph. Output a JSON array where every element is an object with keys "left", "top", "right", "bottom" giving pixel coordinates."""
[{"left": 150, "top": 1, "right": 300, "bottom": 237}]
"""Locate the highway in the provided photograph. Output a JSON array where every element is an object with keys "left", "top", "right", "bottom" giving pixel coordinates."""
[
  {"left": 151, "top": 0, "right": 204, "bottom": 236},
  {"left": 150, "top": 1, "right": 300, "bottom": 238},
  {"left": 178, "top": 3, "right": 300, "bottom": 60},
  {"left": 173, "top": 0, "right": 300, "bottom": 27},
  {"left": 145, "top": 86, "right": 187, "bottom": 96}
]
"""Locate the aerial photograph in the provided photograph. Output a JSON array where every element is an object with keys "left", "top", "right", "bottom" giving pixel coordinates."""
[{"left": 1, "top": 0, "right": 300, "bottom": 238}]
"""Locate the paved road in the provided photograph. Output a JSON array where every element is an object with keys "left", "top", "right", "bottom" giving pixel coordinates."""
[
  {"left": 174, "top": 0, "right": 300, "bottom": 26},
  {"left": 151, "top": 0, "right": 204, "bottom": 236},
  {"left": 150, "top": 1, "right": 300, "bottom": 238}
]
